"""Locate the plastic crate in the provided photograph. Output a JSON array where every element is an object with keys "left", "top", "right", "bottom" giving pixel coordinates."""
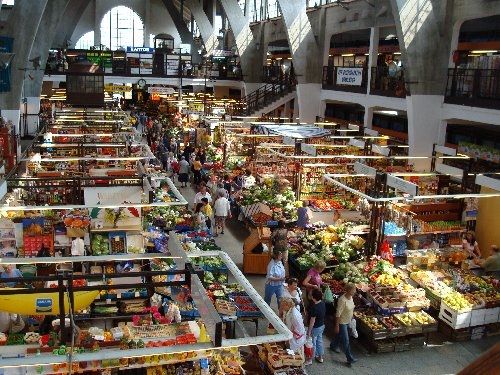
[
  {"left": 439, "top": 301, "right": 472, "bottom": 329},
  {"left": 484, "top": 307, "right": 500, "bottom": 324},
  {"left": 470, "top": 309, "right": 486, "bottom": 327}
]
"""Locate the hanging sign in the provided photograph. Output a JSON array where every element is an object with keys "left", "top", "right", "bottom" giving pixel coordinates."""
[
  {"left": 126, "top": 47, "right": 155, "bottom": 53},
  {"left": 354, "top": 162, "right": 376, "bottom": 177},
  {"left": 283, "top": 136, "right": 295, "bottom": 146},
  {"left": 348, "top": 138, "right": 365, "bottom": 149},
  {"left": 336, "top": 67, "right": 364, "bottom": 86},
  {"left": 371, "top": 144, "right": 390, "bottom": 156},
  {"left": 386, "top": 175, "right": 418, "bottom": 196},
  {"left": 104, "top": 84, "right": 132, "bottom": 93},
  {"left": 301, "top": 143, "right": 317, "bottom": 156},
  {"left": 434, "top": 145, "right": 456, "bottom": 156},
  {"left": 475, "top": 174, "right": 500, "bottom": 192},
  {"left": 147, "top": 87, "right": 175, "bottom": 95},
  {"left": 435, "top": 163, "right": 464, "bottom": 179},
  {"left": 364, "top": 128, "right": 379, "bottom": 136}
]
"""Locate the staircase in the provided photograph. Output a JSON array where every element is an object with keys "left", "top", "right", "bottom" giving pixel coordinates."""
[{"left": 240, "top": 78, "right": 296, "bottom": 117}]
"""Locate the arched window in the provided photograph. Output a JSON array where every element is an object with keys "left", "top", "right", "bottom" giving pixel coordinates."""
[
  {"left": 75, "top": 31, "right": 95, "bottom": 49},
  {"left": 100, "top": 6, "right": 144, "bottom": 50}
]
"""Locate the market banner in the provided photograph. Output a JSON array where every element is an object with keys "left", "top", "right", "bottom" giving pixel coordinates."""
[
  {"left": 84, "top": 186, "right": 143, "bottom": 205},
  {"left": 336, "top": 67, "right": 363, "bottom": 86}
]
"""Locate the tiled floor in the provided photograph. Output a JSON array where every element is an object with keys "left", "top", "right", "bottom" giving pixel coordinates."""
[{"left": 181, "top": 183, "right": 498, "bottom": 375}]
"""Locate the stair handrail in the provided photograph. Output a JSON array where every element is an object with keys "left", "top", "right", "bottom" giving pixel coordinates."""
[{"left": 242, "top": 76, "right": 296, "bottom": 115}]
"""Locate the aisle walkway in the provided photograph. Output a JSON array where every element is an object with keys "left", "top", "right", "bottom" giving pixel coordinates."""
[{"left": 179, "top": 184, "right": 497, "bottom": 375}]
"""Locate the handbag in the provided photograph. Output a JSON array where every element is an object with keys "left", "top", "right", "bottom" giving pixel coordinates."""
[
  {"left": 323, "top": 286, "right": 334, "bottom": 304},
  {"left": 304, "top": 337, "right": 314, "bottom": 360}
]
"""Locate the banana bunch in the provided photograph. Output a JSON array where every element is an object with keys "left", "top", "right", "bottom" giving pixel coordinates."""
[{"left": 443, "top": 291, "right": 473, "bottom": 312}]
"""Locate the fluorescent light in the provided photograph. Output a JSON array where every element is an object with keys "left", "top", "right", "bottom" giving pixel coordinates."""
[
  {"left": 470, "top": 50, "right": 498, "bottom": 54},
  {"left": 341, "top": 53, "right": 354, "bottom": 57},
  {"left": 377, "top": 110, "right": 398, "bottom": 116},
  {"left": 393, "top": 52, "right": 401, "bottom": 55}
]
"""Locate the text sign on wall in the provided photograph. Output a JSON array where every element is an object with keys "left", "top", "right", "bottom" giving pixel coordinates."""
[
  {"left": 126, "top": 47, "right": 155, "bottom": 53},
  {"left": 147, "top": 87, "right": 175, "bottom": 95},
  {"left": 336, "top": 67, "right": 363, "bottom": 86},
  {"left": 354, "top": 162, "right": 376, "bottom": 177}
]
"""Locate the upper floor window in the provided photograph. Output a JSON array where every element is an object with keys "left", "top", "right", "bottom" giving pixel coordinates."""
[
  {"left": 100, "top": 6, "right": 144, "bottom": 50},
  {"left": 75, "top": 31, "right": 95, "bottom": 50}
]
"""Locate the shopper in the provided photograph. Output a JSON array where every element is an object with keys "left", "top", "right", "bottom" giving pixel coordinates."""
[
  {"left": 193, "top": 203, "right": 208, "bottom": 232},
  {"left": 0, "top": 264, "right": 23, "bottom": 287},
  {"left": 201, "top": 197, "right": 213, "bottom": 233},
  {"left": 281, "top": 297, "right": 306, "bottom": 360},
  {"left": 271, "top": 220, "right": 289, "bottom": 275},
  {"left": 302, "top": 260, "right": 326, "bottom": 301},
  {"left": 264, "top": 250, "right": 285, "bottom": 307},
  {"left": 463, "top": 231, "right": 481, "bottom": 260},
  {"left": 192, "top": 157, "right": 203, "bottom": 185},
  {"left": 193, "top": 184, "right": 212, "bottom": 209},
  {"left": 281, "top": 277, "right": 303, "bottom": 316},
  {"left": 242, "top": 169, "right": 256, "bottom": 189},
  {"left": 476, "top": 245, "right": 500, "bottom": 277},
  {"left": 306, "top": 288, "right": 326, "bottom": 365},
  {"left": 223, "top": 174, "right": 232, "bottom": 197},
  {"left": 213, "top": 190, "right": 231, "bottom": 236},
  {"left": 330, "top": 283, "right": 357, "bottom": 366},
  {"left": 296, "top": 201, "right": 313, "bottom": 228},
  {"left": 178, "top": 156, "right": 190, "bottom": 187}
]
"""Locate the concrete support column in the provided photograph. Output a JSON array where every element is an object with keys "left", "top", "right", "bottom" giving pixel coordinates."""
[
  {"left": 390, "top": 0, "right": 454, "bottom": 169},
  {"left": 144, "top": 0, "right": 151, "bottom": 47},
  {"left": 94, "top": 0, "right": 101, "bottom": 46},
  {"left": 278, "top": 0, "right": 323, "bottom": 123},
  {"left": 319, "top": 100, "right": 327, "bottom": 121},
  {"left": 366, "top": 27, "right": 379, "bottom": 95},
  {"left": 186, "top": 0, "right": 218, "bottom": 54},
  {"left": 364, "top": 106, "right": 374, "bottom": 129}
]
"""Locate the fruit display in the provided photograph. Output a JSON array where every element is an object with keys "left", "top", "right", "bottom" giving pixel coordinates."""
[
  {"left": 91, "top": 234, "right": 110, "bottom": 255},
  {"left": 355, "top": 311, "right": 385, "bottom": 331},
  {"left": 144, "top": 206, "right": 191, "bottom": 229},
  {"left": 394, "top": 313, "right": 416, "bottom": 327},
  {"left": 410, "top": 270, "right": 454, "bottom": 297},
  {"left": 110, "top": 233, "right": 126, "bottom": 253},
  {"left": 309, "top": 198, "right": 356, "bottom": 211},
  {"left": 379, "top": 316, "right": 402, "bottom": 330},
  {"left": 63, "top": 212, "right": 91, "bottom": 228},
  {"left": 240, "top": 184, "right": 298, "bottom": 221},
  {"left": 442, "top": 291, "right": 473, "bottom": 312},
  {"left": 291, "top": 224, "right": 365, "bottom": 268},
  {"left": 329, "top": 262, "right": 369, "bottom": 284},
  {"left": 411, "top": 311, "right": 436, "bottom": 325}
]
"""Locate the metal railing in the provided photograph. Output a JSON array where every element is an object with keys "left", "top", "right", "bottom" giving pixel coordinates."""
[
  {"left": 45, "top": 62, "right": 243, "bottom": 80},
  {"left": 370, "top": 66, "right": 407, "bottom": 98},
  {"left": 445, "top": 68, "right": 500, "bottom": 110},
  {"left": 239, "top": 77, "right": 296, "bottom": 116},
  {"left": 322, "top": 66, "right": 368, "bottom": 93},
  {"left": 262, "top": 66, "right": 293, "bottom": 84}
]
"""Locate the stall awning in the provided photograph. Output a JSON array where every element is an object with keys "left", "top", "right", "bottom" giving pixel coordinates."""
[{"left": 252, "top": 124, "right": 331, "bottom": 139}]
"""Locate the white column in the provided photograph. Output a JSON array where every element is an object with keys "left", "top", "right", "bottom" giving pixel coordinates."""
[
  {"left": 366, "top": 27, "right": 379, "bottom": 95},
  {"left": 296, "top": 83, "right": 322, "bottom": 123},
  {"left": 406, "top": 95, "right": 443, "bottom": 170},
  {"left": 144, "top": 0, "right": 151, "bottom": 47},
  {"left": 448, "top": 21, "right": 462, "bottom": 68},
  {"left": 93, "top": 0, "right": 101, "bottom": 46},
  {"left": 363, "top": 106, "right": 374, "bottom": 129}
]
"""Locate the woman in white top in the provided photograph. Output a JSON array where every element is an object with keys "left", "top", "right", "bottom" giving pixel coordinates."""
[
  {"left": 280, "top": 277, "right": 303, "bottom": 317},
  {"left": 281, "top": 297, "right": 306, "bottom": 359},
  {"left": 264, "top": 250, "right": 285, "bottom": 306},
  {"left": 463, "top": 231, "right": 481, "bottom": 260}
]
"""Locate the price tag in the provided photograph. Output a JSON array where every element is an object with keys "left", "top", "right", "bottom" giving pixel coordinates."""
[
  {"left": 135, "top": 291, "right": 140, "bottom": 298},
  {"left": 117, "top": 293, "right": 121, "bottom": 299},
  {"left": 106, "top": 298, "right": 111, "bottom": 304}
]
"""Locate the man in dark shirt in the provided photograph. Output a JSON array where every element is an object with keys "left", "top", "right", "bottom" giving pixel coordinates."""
[{"left": 306, "top": 289, "right": 326, "bottom": 365}]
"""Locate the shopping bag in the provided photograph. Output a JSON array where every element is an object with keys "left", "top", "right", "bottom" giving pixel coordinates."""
[
  {"left": 323, "top": 286, "right": 334, "bottom": 304},
  {"left": 304, "top": 337, "right": 314, "bottom": 360},
  {"left": 349, "top": 318, "right": 358, "bottom": 338}
]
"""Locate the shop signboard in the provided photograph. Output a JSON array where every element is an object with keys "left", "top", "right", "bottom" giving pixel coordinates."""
[
  {"left": 166, "top": 55, "right": 179, "bottom": 75},
  {"left": 84, "top": 186, "right": 143, "bottom": 205},
  {"left": 386, "top": 175, "right": 418, "bottom": 196},
  {"left": 126, "top": 47, "right": 155, "bottom": 53},
  {"left": 147, "top": 87, "right": 175, "bottom": 95},
  {"left": 348, "top": 138, "right": 365, "bottom": 149},
  {"left": 371, "top": 144, "right": 390, "bottom": 156},
  {"left": 364, "top": 128, "right": 378, "bottom": 136},
  {"left": 435, "top": 145, "right": 456, "bottom": 156},
  {"left": 475, "top": 174, "right": 500, "bottom": 192},
  {"left": 128, "top": 53, "right": 153, "bottom": 74},
  {"left": 283, "top": 136, "right": 295, "bottom": 146},
  {"left": 354, "top": 162, "right": 376, "bottom": 177},
  {"left": 336, "top": 67, "right": 363, "bottom": 86},
  {"left": 301, "top": 143, "right": 317, "bottom": 156},
  {"left": 87, "top": 51, "right": 112, "bottom": 73},
  {"left": 104, "top": 84, "right": 132, "bottom": 93},
  {"left": 435, "top": 163, "right": 463, "bottom": 179}
]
